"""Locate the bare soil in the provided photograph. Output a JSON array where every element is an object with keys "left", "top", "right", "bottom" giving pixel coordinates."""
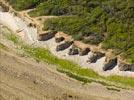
[{"left": 0, "top": 49, "right": 109, "bottom": 100}]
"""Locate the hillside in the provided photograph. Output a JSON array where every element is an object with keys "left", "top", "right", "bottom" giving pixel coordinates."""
[{"left": 7, "top": 0, "right": 134, "bottom": 64}]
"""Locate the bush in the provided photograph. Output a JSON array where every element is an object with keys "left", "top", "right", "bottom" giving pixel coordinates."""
[{"left": 8, "top": 0, "right": 44, "bottom": 10}]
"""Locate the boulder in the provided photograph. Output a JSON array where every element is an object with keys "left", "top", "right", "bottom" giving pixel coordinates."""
[
  {"left": 103, "top": 57, "right": 117, "bottom": 71},
  {"left": 38, "top": 31, "right": 57, "bottom": 41},
  {"left": 87, "top": 52, "right": 105, "bottom": 63},
  {"left": 56, "top": 41, "right": 73, "bottom": 51},
  {"left": 55, "top": 36, "right": 65, "bottom": 43},
  {"left": 79, "top": 48, "right": 90, "bottom": 56},
  {"left": 118, "top": 63, "right": 134, "bottom": 71},
  {"left": 68, "top": 46, "right": 79, "bottom": 55}
]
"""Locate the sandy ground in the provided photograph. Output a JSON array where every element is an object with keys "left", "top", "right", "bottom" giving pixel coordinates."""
[{"left": 0, "top": 49, "right": 103, "bottom": 100}]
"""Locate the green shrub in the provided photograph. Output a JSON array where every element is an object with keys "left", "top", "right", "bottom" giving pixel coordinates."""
[{"left": 8, "top": 0, "right": 44, "bottom": 10}]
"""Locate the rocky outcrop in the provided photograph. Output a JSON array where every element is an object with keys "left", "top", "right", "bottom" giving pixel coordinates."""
[
  {"left": 56, "top": 41, "right": 73, "bottom": 51},
  {"left": 79, "top": 48, "right": 90, "bottom": 56},
  {"left": 103, "top": 57, "right": 117, "bottom": 71},
  {"left": 118, "top": 62, "right": 134, "bottom": 71},
  {"left": 68, "top": 45, "right": 79, "bottom": 55},
  {"left": 38, "top": 31, "right": 57, "bottom": 41},
  {"left": 87, "top": 52, "right": 105, "bottom": 63},
  {"left": 55, "top": 36, "right": 65, "bottom": 43}
]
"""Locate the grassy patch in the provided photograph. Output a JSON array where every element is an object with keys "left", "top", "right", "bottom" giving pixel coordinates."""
[
  {"left": 5, "top": 33, "right": 19, "bottom": 44},
  {"left": 106, "top": 75, "right": 134, "bottom": 88},
  {"left": 57, "top": 68, "right": 92, "bottom": 83},
  {"left": 21, "top": 45, "right": 100, "bottom": 79}
]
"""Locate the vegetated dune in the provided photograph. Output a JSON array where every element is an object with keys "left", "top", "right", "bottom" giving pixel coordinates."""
[
  {"left": 0, "top": 3, "right": 133, "bottom": 77},
  {"left": 0, "top": 1, "right": 134, "bottom": 100}
]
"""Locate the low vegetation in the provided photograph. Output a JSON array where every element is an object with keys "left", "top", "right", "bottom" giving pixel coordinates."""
[
  {"left": 6, "top": 0, "right": 45, "bottom": 11},
  {"left": 43, "top": 16, "right": 104, "bottom": 44}
]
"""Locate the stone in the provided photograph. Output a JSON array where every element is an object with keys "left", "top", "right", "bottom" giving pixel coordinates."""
[
  {"left": 87, "top": 54, "right": 97, "bottom": 63},
  {"left": 38, "top": 31, "right": 57, "bottom": 41},
  {"left": 56, "top": 41, "right": 73, "bottom": 51},
  {"left": 79, "top": 48, "right": 90, "bottom": 56},
  {"left": 118, "top": 63, "right": 134, "bottom": 71},
  {"left": 87, "top": 52, "right": 105, "bottom": 63},
  {"left": 103, "top": 57, "right": 117, "bottom": 71},
  {"left": 68, "top": 46, "right": 79, "bottom": 55}
]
